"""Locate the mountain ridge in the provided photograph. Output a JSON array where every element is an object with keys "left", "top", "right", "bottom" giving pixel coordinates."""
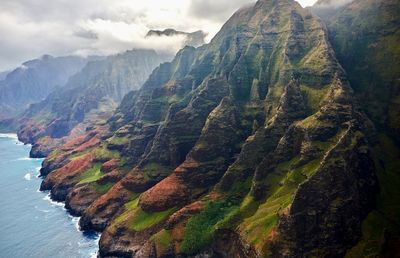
[
  {"left": 8, "top": 0, "right": 400, "bottom": 257},
  {"left": 0, "top": 55, "right": 102, "bottom": 120},
  {"left": 17, "top": 49, "right": 170, "bottom": 157},
  {"left": 24, "top": 0, "right": 384, "bottom": 256}
]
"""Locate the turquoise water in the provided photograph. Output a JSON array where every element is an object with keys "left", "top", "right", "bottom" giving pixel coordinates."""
[{"left": 0, "top": 134, "right": 99, "bottom": 258}]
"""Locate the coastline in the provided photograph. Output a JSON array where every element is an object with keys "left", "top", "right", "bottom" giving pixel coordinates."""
[{"left": 0, "top": 133, "right": 100, "bottom": 258}]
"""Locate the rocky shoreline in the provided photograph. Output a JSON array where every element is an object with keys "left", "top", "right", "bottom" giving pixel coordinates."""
[{"left": 9, "top": 0, "right": 400, "bottom": 257}]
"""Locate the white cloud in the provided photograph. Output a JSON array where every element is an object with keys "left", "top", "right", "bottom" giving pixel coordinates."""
[
  {"left": 0, "top": 0, "right": 317, "bottom": 71},
  {"left": 298, "top": 0, "right": 318, "bottom": 7}
]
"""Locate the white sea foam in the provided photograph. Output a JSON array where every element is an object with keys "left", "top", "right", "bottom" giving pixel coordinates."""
[
  {"left": 89, "top": 236, "right": 101, "bottom": 258},
  {"left": 15, "top": 157, "right": 42, "bottom": 162},
  {"left": 24, "top": 173, "right": 31, "bottom": 180},
  {"left": 34, "top": 205, "right": 51, "bottom": 213},
  {"left": 0, "top": 133, "right": 18, "bottom": 139},
  {"left": 43, "top": 193, "right": 65, "bottom": 207},
  {"left": 72, "top": 217, "right": 81, "bottom": 231}
]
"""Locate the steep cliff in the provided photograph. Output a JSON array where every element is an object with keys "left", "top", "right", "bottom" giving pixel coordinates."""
[
  {"left": 313, "top": 0, "right": 400, "bottom": 256},
  {"left": 0, "top": 55, "right": 99, "bottom": 120},
  {"left": 17, "top": 49, "right": 170, "bottom": 157},
  {"left": 31, "top": 0, "right": 393, "bottom": 257}
]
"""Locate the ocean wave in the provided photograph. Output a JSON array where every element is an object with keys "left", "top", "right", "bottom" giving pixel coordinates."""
[
  {"left": 15, "top": 157, "right": 42, "bottom": 161},
  {"left": 17, "top": 157, "right": 32, "bottom": 161},
  {"left": 42, "top": 193, "right": 65, "bottom": 208},
  {"left": 0, "top": 133, "right": 18, "bottom": 139},
  {"left": 90, "top": 251, "right": 99, "bottom": 258},
  {"left": 34, "top": 205, "right": 51, "bottom": 213},
  {"left": 72, "top": 217, "right": 81, "bottom": 231},
  {"left": 24, "top": 173, "right": 31, "bottom": 180}
]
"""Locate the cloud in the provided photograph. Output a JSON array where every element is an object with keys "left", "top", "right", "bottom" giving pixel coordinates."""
[
  {"left": 188, "top": 0, "right": 256, "bottom": 22},
  {"left": 73, "top": 29, "right": 99, "bottom": 40},
  {"left": 72, "top": 19, "right": 189, "bottom": 57},
  {"left": 313, "top": 0, "right": 353, "bottom": 8},
  {"left": 0, "top": 0, "right": 317, "bottom": 71},
  {"left": 298, "top": 0, "right": 319, "bottom": 7}
]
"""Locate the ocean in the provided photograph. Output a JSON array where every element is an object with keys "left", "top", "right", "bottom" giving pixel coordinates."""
[{"left": 0, "top": 134, "right": 99, "bottom": 258}]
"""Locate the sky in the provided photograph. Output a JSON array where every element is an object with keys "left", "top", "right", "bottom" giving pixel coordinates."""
[{"left": 0, "top": 0, "right": 318, "bottom": 71}]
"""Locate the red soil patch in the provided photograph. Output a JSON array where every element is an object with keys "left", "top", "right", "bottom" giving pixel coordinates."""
[
  {"left": 97, "top": 169, "right": 121, "bottom": 184},
  {"left": 208, "top": 191, "right": 222, "bottom": 201},
  {"left": 165, "top": 200, "right": 204, "bottom": 229},
  {"left": 174, "top": 157, "right": 200, "bottom": 174},
  {"left": 101, "top": 159, "right": 120, "bottom": 173},
  {"left": 45, "top": 152, "right": 95, "bottom": 184},
  {"left": 120, "top": 168, "right": 151, "bottom": 193},
  {"left": 73, "top": 136, "right": 101, "bottom": 153},
  {"left": 139, "top": 174, "right": 188, "bottom": 212},
  {"left": 60, "top": 128, "right": 104, "bottom": 152},
  {"left": 83, "top": 181, "right": 133, "bottom": 224}
]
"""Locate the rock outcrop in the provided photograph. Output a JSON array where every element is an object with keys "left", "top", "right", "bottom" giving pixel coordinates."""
[
  {"left": 22, "top": 0, "right": 400, "bottom": 257},
  {"left": 311, "top": 0, "right": 400, "bottom": 256}
]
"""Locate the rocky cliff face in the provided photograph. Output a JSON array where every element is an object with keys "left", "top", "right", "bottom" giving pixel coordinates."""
[
  {"left": 0, "top": 55, "right": 100, "bottom": 120},
  {"left": 312, "top": 0, "right": 400, "bottom": 256},
  {"left": 28, "top": 0, "right": 392, "bottom": 257},
  {"left": 17, "top": 49, "right": 170, "bottom": 157},
  {"left": 314, "top": 0, "right": 400, "bottom": 142}
]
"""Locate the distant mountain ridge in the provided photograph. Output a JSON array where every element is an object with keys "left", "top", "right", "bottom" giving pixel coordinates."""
[
  {"left": 17, "top": 49, "right": 170, "bottom": 157},
  {"left": 8, "top": 0, "right": 400, "bottom": 257},
  {"left": 311, "top": 0, "right": 354, "bottom": 18},
  {"left": 146, "top": 28, "right": 206, "bottom": 47},
  {"left": 0, "top": 55, "right": 102, "bottom": 119},
  {"left": 0, "top": 70, "right": 10, "bottom": 80},
  {"left": 24, "top": 0, "right": 392, "bottom": 256}
]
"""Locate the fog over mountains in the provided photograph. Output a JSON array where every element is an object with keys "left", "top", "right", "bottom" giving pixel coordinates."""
[
  {"left": 0, "top": 0, "right": 317, "bottom": 71},
  {"left": 2, "top": 0, "right": 398, "bottom": 257}
]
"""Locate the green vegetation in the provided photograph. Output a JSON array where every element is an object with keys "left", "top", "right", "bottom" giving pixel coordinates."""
[
  {"left": 110, "top": 197, "right": 140, "bottom": 230},
  {"left": 239, "top": 157, "right": 322, "bottom": 249},
  {"left": 78, "top": 163, "right": 103, "bottom": 184},
  {"left": 107, "top": 136, "right": 129, "bottom": 145},
  {"left": 70, "top": 149, "right": 92, "bottom": 161},
  {"left": 130, "top": 207, "right": 175, "bottom": 231},
  {"left": 297, "top": 113, "right": 333, "bottom": 129},
  {"left": 143, "top": 163, "right": 170, "bottom": 178},
  {"left": 95, "top": 145, "right": 120, "bottom": 160},
  {"left": 47, "top": 149, "right": 63, "bottom": 161},
  {"left": 93, "top": 182, "right": 114, "bottom": 193},
  {"left": 300, "top": 84, "right": 329, "bottom": 114},
  {"left": 33, "top": 112, "right": 55, "bottom": 124},
  {"left": 108, "top": 195, "right": 174, "bottom": 232},
  {"left": 151, "top": 229, "right": 172, "bottom": 253},
  {"left": 181, "top": 200, "right": 239, "bottom": 254},
  {"left": 180, "top": 128, "right": 346, "bottom": 254},
  {"left": 236, "top": 126, "right": 348, "bottom": 252}
]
